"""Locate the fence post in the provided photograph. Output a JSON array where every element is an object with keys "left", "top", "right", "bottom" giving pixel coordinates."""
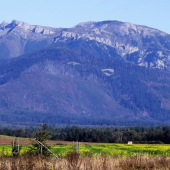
[
  {"left": 73, "top": 141, "right": 74, "bottom": 151},
  {"left": 77, "top": 141, "right": 78, "bottom": 153},
  {"left": 78, "top": 142, "right": 80, "bottom": 154},
  {"left": 18, "top": 140, "right": 19, "bottom": 153},
  {"left": 12, "top": 139, "right": 19, "bottom": 156},
  {"left": 41, "top": 144, "right": 42, "bottom": 155}
]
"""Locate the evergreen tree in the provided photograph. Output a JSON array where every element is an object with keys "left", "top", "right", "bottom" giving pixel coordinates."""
[{"left": 28, "top": 124, "right": 51, "bottom": 156}]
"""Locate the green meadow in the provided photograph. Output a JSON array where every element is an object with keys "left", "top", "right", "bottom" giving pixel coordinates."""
[
  {"left": 1, "top": 144, "right": 170, "bottom": 157},
  {"left": 52, "top": 144, "right": 170, "bottom": 157}
]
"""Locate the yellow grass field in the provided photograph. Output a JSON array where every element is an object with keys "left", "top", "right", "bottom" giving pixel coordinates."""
[{"left": 0, "top": 135, "right": 170, "bottom": 169}]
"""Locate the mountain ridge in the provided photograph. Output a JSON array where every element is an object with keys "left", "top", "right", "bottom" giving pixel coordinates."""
[{"left": 1, "top": 19, "right": 170, "bottom": 71}]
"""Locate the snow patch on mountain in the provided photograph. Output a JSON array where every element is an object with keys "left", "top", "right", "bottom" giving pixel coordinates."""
[
  {"left": 102, "top": 69, "right": 114, "bottom": 76},
  {"left": 155, "top": 59, "right": 165, "bottom": 69},
  {"left": 157, "top": 51, "right": 164, "bottom": 57},
  {"left": 68, "top": 62, "right": 80, "bottom": 66}
]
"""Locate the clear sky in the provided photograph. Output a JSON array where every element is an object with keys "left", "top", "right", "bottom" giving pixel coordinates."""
[{"left": 0, "top": 0, "right": 170, "bottom": 33}]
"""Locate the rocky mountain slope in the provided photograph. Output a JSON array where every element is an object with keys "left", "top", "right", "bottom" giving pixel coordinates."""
[{"left": 1, "top": 20, "right": 170, "bottom": 70}]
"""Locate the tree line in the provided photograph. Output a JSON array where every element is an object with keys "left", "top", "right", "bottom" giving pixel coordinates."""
[{"left": 1, "top": 125, "right": 170, "bottom": 144}]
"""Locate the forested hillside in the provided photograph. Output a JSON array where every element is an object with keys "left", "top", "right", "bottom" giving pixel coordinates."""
[{"left": 0, "top": 47, "right": 169, "bottom": 125}]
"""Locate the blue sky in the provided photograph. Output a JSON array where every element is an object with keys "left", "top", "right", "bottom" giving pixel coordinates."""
[{"left": 0, "top": 0, "right": 170, "bottom": 33}]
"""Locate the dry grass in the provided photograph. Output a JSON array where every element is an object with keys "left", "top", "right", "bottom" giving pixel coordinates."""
[{"left": 0, "top": 153, "right": 169, "bottom": 169}]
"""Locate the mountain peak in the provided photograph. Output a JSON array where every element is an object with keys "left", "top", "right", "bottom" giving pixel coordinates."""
[
  {"left": 11, "top": 19, "right": 20, "bottom": 24},
  {"left": 1, "top": 20, "right": 9, "bottom": 25},
  {"left": 0, "top": 19, "right": 26, "bottom": 30},
  {"left": 74, "top": 21, "right": 95, "bottom": 27},
  {"left": 0, "top": 21, "right": 9, "bottom": 29},
  {"left": 10, "top": 19, "right": 32, "bottom": 29}
]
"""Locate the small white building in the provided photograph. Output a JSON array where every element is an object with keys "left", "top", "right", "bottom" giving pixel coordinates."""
[{"left": 128, "top": 141, "right": 133, "bottom": 144}]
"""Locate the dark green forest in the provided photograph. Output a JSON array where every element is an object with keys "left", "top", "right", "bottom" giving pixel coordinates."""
[{"left": 1, "top": 125, "right": 170, "bottom": 144}]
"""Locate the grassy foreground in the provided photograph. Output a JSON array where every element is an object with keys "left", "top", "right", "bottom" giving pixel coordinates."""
[{"left": 0, "top": 153, "right": 169, "bottom": 169}]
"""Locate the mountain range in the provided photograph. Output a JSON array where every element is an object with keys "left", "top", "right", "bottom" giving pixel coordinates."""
[{"left": 0, "top": 20, "right": 170, "bottom": 126}]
